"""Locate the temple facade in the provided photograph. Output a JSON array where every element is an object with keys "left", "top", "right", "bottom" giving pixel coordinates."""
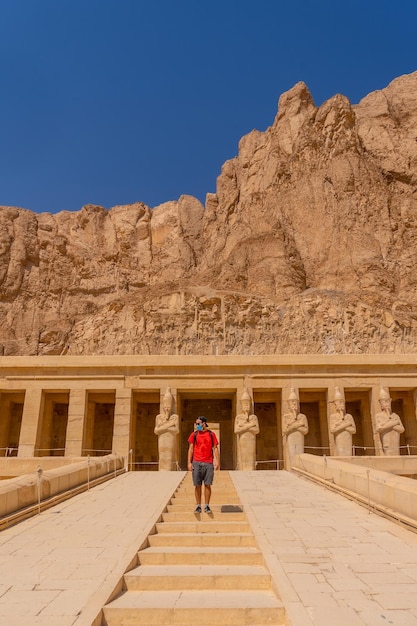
[{"left": 1, "top": 355, "right": 417, "bottom": 470}]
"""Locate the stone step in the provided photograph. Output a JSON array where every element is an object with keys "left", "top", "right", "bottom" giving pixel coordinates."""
[
  {"left": 124, "top": 564, "right": 272, "bottom": 590},
  {"left": 173, "top": 483, "right": 236, "bottom": 492},
  {"left": 177, "top": 473, "right": 234, "bottom": 482},
  {"left": 168, "top": 497, "right": 242, "bottom": 506},
  {"left": 170, "top": 497, "right": 240, "bottom": 506},
  {"left": 175, "top": 478, "right": 235, "bottom": 484},
  {"left": 155, "top": 520, "right": 251, "bottom": 534},
  {"left": 161, "top": 510, "right": 246, "bottom": 522},
  {"left": 173, "top": 483, "right": 237, "bottom": 490},
  {"left": 103, "top": 589, "right": 285, "bottom": 625},
  {"left": 138, "top": 546, "right": 264, "bottom": 566},
  {"left": 173, "top": 483, "right": 236, "bottom": 487},
  {"left": 164, "top": 502, "right": 244, "bottom": 515},
  {"left": 171, "top": 495, "right": 239, "bottom": 503},
  {"left": 100, "top": 471, "right": 286, "bottom": 625},
  {"left": 175, "top": 487, "right": 236, "bottom": 490},
  {"left": 148, "top": 532, "right": 256, "bottom": 547}
]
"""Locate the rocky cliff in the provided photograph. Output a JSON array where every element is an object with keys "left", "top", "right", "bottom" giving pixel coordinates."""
[{"left": 1, "top": 71, "right": 417, "bottom": 355}]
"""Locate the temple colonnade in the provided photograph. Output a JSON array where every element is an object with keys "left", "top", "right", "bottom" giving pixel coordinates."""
[{"left": 1, "top": 355, "right": 417, "bottom": 470}]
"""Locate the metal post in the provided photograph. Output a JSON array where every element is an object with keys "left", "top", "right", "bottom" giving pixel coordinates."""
[{"left": 37, "top": 466, "right": 43, "bottom": 515}]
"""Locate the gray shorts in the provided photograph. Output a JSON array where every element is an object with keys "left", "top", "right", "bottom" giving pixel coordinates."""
[{"left": 192, "top": 461, "right": 214, "bottom": 486}]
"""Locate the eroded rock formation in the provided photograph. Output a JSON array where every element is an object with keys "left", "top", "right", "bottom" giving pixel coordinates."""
[{"left": 1, "top": 71, "right": 417, "bottom": 355}]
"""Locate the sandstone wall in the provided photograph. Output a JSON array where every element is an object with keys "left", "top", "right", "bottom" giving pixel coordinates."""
[{"left": 1, "top": 72, "right": 417, "bottom": 355}]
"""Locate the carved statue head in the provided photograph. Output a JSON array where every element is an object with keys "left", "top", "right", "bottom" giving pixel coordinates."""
[
  {"left": 288, "top": 387, "right": 298, "bottom": 411},
  {"left": 333, "top": 387, "right": 345, "bottom": 411},
  {"left": 241, "top": 388, "right": 251, "bottom": 412},
  {"left": 163, "top": 387, "right": 173, "bottom": 412},
  {"left": 379, "top": 387, "right": 391, "bottom": 410}
]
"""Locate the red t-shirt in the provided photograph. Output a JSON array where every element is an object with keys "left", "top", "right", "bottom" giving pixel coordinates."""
[{"left": 188, "top": 429, "right": 219, "bottom": 463}]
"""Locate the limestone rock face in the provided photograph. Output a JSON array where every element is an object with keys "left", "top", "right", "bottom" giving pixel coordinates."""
[{"left": 1, "top": 71, "right": 417, "bottom": 355}]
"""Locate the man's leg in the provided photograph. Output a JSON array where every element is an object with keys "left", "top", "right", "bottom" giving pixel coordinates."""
[
  {"left": 204, "top": 484, "right": 212, "bottom": 504},
  {"left": 203, "top": 463, "right": 214, "bottom": 512},
  {"left": 192, "top": 462, "right": 203, "bottom": 512},
  {"left": 195, "top": 484, "right": 202, "bottom": 505}
]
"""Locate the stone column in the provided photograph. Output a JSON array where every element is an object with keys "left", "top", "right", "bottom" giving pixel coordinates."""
[
  {"left": 234, "top": 383, "right": 247, "bottom": 470},
  {"left": 112, "top": 388, "right": 133, "bottom": 460},
  {"left": 65, "top": 389, "right": 87, "bottom": 457},
  {"left": 280, "top": 383, "right": 291, "bottom": 470},
  {"left": 281, "top": 386, "right": 308, "bottom": 469},
  {"left": 372, "top": 386, "right": 404, "bottom": 456},
  {"left": 84, "top": 399, "right": 96, "bottom": 454},
  {"left": 329, "top": 386, "right": 356, "bottom": 457},
  {"left": 414, "top": 389, "right": 417, "bottom": 423},
  {"left": 234, "top": 386, "right": 259, "bottom": 470},
  {"left": 370, "top": 385, "right": 383, "bottom": 456},
  {"left": 154, "top": 387, "right": 179, "bottom": 471},
  {"left": 17, "top": 388, "right": 43, "bottom": 457},
  {"left": 0, "top": 394, "right": 10, "bottom": 455},
  {"left": 327, "top": 382, "right": 339, "bottom": 456}
]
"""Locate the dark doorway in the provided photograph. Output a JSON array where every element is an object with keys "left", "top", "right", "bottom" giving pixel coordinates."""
[
  {"left": 391, "top": 389, "right": 417, "bottom": 455},
  {"left": 180, "top": 396, "right": 233, "bottom": 470},
  {"left": 0, "top": 392, "right": 25, "bottom": 457},
  {"left": 300, "top": 390, "right": 329, "bottom": 456},
  {"left": 92, "top": 403, "right": 115, "bottom": 455},
  {"left": 133, "top": 397, "right": 160, "bottom": 471},
  {"left": 345, "top": 390, "right": 373, "bottom": 456},
  {"left": 36, "top": 392, "right": 69, "bottom": 457},
  {"left": 254, "top": 393, "right": 282, "bottom": 469},
  {"left": 83, "top": 392, "right": 115, "bottom": 456}
]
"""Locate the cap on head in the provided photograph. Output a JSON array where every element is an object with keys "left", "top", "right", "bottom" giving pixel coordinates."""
[
  {"left": 198, "top": 416, "right": 207, "bottom": 423},
  {"left": 334, "top": 387, "right": 343, "bottom": 402}
]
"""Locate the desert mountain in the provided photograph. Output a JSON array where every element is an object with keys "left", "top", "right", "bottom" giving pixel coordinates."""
[{"left": 1, "top": 71, "right": 417, "bottom": 355}]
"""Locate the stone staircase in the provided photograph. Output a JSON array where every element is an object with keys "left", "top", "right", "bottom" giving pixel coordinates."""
[{"left": 101, "top": 471, "right": 285, "bottom": 625}]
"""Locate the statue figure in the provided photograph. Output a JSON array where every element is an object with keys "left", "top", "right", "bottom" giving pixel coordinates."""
[
  {"left": 154, "top": 387, "right": 179, "bottom": 470},
  {"left": 282, "top": 388, "right": 308, "bottom": 468},
  {"left": 375, "top": 387, "right": 404, "bottom": 456},
  {"left": 330, "top": 387, "right": 356, "bottom": 456},
  {"left": 234, "top": 388, "right": 259, "bottom": 470}
]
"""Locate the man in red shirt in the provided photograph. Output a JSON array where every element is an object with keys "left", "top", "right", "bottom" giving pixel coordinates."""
[{"left": 187, "top": 416, "right": 220, "bottom": 513}]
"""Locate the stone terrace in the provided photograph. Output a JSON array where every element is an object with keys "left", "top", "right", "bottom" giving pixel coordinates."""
[{"left": 1, "top": 470, "right": 417, "bottom": 625}]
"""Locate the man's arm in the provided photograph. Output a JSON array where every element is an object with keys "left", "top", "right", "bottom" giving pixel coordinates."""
[
  {"left": 187, "top": 443, "right": 194, "bottom": 471},
  {"left": 213, "top": 445, "right": 220, "bottom": 470}
]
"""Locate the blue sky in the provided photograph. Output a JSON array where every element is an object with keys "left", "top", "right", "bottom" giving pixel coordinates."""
[{"left": 0, "top": 0, "right": 416, "bottom": 214}]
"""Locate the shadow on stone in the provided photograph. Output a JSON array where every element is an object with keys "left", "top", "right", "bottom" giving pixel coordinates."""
[{"left": 221, "top": 505, "right": 243, "bottom": 513}]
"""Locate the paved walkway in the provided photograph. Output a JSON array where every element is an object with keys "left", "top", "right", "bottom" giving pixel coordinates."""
[
  {"left": 0, "top": 470, "right": 417, "bottom": 625},
  {"left": 232, "top": 471, "right": 417, "bottom": 626},
  {"left": 0, "top": 472, "right": 184, "bottom": 626}
]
